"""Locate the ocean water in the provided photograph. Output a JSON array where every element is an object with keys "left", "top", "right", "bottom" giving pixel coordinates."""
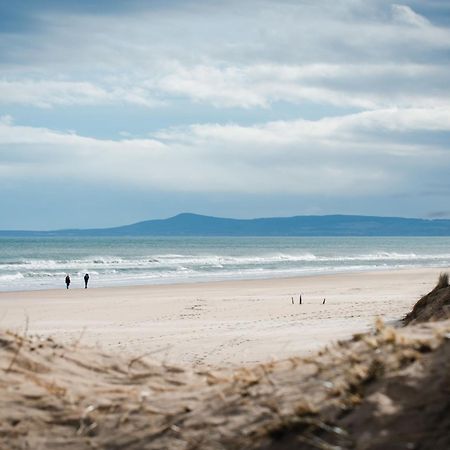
[{"left": 0, "top": 236, "right": 449, "bottom": 292}]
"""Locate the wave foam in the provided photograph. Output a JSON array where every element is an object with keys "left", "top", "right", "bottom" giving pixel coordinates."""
[{"left": 1, "top": 251, "right": 450, "bottom": 272}]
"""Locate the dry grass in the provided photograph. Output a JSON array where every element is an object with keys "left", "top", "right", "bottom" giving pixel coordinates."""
[
  {"left": 436, "top": 272, "right": 449, "bottom": 290},
  {"left": 403, "top": 272, "right": 450, "bottom": 325}
]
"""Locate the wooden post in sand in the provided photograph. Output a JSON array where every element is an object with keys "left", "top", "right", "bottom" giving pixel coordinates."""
[
  {"left": 299, "top": 294, "right": 302, "bottom": 305},
  {"left": 291, "top": 297, "right": 294, "bottom": 304}
]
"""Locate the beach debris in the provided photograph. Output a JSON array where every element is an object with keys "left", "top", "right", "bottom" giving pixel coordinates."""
[
  {"left": 323, "top": 298, "right": 326, "bottom": 305},
  {"left": 299, "top": 294, "right": 302, "bottom": 305},
  {"left": 291, "top": 297, "right": 294, "bottom": 304}
]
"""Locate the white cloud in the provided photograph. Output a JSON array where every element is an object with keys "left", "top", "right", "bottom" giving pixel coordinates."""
[
  {"left": 392, "top": 4, "right": 430, "bottom": 27},
  {"left": 156, "top": 106, "right": 450, "bottom": 146},
  {"left": 156, "top": 62, "right": 450, "bottom": 109},
  {"left": 0, "top": 1, "right": 449, "bottom": 111},
  {"left": 0, "top": 80, "right": 162, "bottom": 108},
  {"left": 2, "top": 62, "right": 450, "bottom": 110},
  {"left": 1, "top": 107, "right": 449, "bottom": 196},
  {"left": 159, "top": 66, "right": 269, "bottom": 108}
]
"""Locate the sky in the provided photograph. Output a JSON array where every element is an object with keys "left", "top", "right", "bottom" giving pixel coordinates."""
[{"left": 1, "top": 0, "right": 450, "bottom": 229}]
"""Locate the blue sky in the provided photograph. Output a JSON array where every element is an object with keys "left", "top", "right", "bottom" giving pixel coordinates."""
[{"left": 1, "top": 0, "right": 450, "bottom": 229}]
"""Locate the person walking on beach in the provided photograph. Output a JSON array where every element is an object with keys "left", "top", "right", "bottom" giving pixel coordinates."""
[
  {"left": 65, "top": 274, "right": 71, "bottom": 289},
  {"left": 84, "top": 273, "right": 90, "bottom": 289}
]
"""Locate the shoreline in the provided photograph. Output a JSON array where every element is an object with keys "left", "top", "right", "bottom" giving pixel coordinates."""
[
  {"left": 0, "top": 266, "right": 448, "bottom": 367},
  {"left": 1, "top": 263, "right": 449, "bottom": 295}
]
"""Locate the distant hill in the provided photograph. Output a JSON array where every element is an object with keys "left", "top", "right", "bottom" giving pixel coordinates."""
[{"left": 1, "top": 213, "right": 450, "bottom": 237}]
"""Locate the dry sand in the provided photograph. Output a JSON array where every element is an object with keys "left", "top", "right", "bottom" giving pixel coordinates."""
[{"left": 0, "top": 267, "right": 448, "bottom": 366}]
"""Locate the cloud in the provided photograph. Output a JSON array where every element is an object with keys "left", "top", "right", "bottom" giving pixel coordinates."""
[
  {"left": 392, "top": 4, "right": 430, "bottom": 27},
  {"left": 0, "top": 79, "right": 162, "bottom": 108},
  {"left": 157, "top": 63, "right": 450, "bottom": 109},
  {"left": 1, "top": 106, "right": 449, "bottom": 196},
  {"left": 4, "top": 61, "right": 449, "bottom": 111},
  {"left": 0, "top": 1, "right": 449, "bottom": 111},
  {"left": 156, "top": 106, "right": 450, "bottom": 146}
]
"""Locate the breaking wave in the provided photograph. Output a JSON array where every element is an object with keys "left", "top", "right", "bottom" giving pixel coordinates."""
[{"left": 1, "top": 237, "right": 449, "bottom": 291}]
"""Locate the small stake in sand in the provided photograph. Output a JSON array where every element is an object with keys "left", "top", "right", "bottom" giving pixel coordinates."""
[
  {"left": 299, "top": 294, "right": 302, "bottom": 305},
  {"left": 323, "top": 298, "right": 326, "bottom": 304},
  {"left": 291, "top": 297, "right": 294, "bottom": 304}
]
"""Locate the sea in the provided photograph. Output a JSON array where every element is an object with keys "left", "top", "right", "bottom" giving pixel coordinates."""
[{"left": 0, "top": 236, "right": 449, "bottom": 292}]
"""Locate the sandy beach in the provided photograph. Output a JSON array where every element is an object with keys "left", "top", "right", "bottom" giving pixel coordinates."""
[{"left": 0, "top": 267, "right": 447, "bottom": 367}]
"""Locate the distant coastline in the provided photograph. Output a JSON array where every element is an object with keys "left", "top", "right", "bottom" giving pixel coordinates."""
[{"left": 2, "top": 212, "right": 450, "bottom": 237}]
